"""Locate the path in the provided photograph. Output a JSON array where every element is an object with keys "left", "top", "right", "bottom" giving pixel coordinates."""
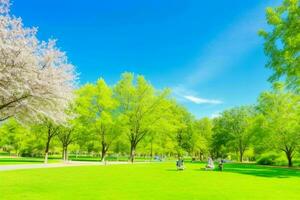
[{"left": 0, "top": 161, "right": 136, "bottom": 172}]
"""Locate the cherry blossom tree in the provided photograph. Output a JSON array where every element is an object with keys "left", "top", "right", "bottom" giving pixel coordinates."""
[{"left": 0, "top": 0, "right": 76, "bottom": 123}]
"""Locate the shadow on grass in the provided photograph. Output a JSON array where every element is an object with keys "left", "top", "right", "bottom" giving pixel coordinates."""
[{"left": 223, "top": 163, "right": 300, "bottom": 178}]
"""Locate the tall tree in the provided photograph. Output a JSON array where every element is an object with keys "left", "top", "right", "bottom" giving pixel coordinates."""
[
  {"left": 213, "top": 106, "right": 256, "bottom": 162},
  {"left": 0, "top": 0, "right": 76, "bottom": 123},
  {"left": 114, "top": 73, "right": 170, "bottom": 162},
  {"left": 193, "top": 118, "right": 213, "bottom": 160},
  {"left": 257, "top": 83, "right": 300, "bottom": 167},
  {"left": 259, "top": 0, "right": 300, "bottom": 91},
  {"left": 75, "top": 79, "right": 121, "bottom": 161},
  {"left": 166, "top": 103, "right": 195, "bottom": 158}
]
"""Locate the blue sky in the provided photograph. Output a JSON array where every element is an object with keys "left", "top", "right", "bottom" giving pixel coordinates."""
[{"left": 12, "top": 0, "right": 280, "bottom": 118}]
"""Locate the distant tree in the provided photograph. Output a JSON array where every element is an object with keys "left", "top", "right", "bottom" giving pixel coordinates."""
[
  {"left": 212, "top": 106, "right": 256, "bottom": 162},
  {"left": 259, "top": 0, "right": 300, "bottom": 91},
  {"left": 114, "top": 73, "right": 170, "bottom": 162},
  {"left": 0, "top": 118, "right": 27, "bottom": 155},
  {"left": 0, "top": 0, "right": 76, "bottom": 123},
  {"left": 257, "top": 83, "right": 300, "bottom": 167},
  {"left": 166, "top": 103, "right": 195, "bottom": 158},
  {"left": 193, "top": 118, "right": 213, "bottom": 160}
]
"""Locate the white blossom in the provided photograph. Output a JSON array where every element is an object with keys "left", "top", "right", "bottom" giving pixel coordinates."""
[{"left": 0, "top": 0, "right": 76, "bottom": 123}]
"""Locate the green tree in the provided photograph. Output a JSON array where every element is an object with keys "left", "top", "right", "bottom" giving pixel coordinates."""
[
  {"left": 193, "top": 118, "right": 213, "bottom": 160},
  {"left": 257, "top": 83, "right": 300, "bottom": 167},
  {"left": 166, "top": 103, "right": 195, "bottom": 158},
  {"left": 75, "top": 79, "right": 121, "bottom": 161},
  {"left": 259, "top": 0, "right": 300, "bottom": 91},
  {"left": 0, "top": 118, "right": 28, "bottom": 155},
  {"left": 212, "top": 106, "right": 256, "bottom": 162},
  {"left": 114, "top": 73, "right": 170, "bottom": 162},
  {"left": 57, "top": 125, "right": 75, "bottom": 162},
  {"left": 34, "top": 118, "right": 60, "bottom": 163}
]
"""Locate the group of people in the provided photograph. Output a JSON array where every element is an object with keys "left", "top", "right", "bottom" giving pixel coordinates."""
[{"left": 176, "top": 157, "right": 224, "bottom": 171}]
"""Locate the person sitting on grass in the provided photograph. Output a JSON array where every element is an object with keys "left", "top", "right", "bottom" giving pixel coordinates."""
[
  {"left": 176, "top": 158, "right": 184, "bottom": 170},
  {"left": 205, "top": 157, "right": 215, "bottom": 170}
]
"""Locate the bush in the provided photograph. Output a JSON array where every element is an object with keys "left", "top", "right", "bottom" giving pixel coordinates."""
[{"left": 257, "top": 153, "right": 279, "bottom": 165}]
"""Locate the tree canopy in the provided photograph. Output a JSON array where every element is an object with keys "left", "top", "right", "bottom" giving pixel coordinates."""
[{"left": 259, "top": 0, "right": 300, "bottom": 91}]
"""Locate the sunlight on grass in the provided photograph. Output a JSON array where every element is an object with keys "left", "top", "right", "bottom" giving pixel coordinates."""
[{"left": 0, "top": 162, "right": 299, "bottom": 200}]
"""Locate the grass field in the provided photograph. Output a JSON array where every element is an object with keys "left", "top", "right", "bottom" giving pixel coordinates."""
[{"left": 0, "top": 162, "right": 300, "bottom": 200}]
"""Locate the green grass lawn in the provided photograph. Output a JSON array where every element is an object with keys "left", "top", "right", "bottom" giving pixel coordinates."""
[{"left": 0, "top": 162, "right": 299, "bottom": 200}]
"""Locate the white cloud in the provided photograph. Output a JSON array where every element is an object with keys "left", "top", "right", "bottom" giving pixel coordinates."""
[
  {"left": 172, "top": 85, "right": 222, "bottom": 105},
  {"left": 184, "top": 95, "right": 222, "bottom": 105}
]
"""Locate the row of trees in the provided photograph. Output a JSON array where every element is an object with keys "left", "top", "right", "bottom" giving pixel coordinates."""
[
  {"left": 0, "top": 0, "right": 299, "bottom": 167},
  {"left": 0, "top": 75, "right": 299, "bottom": 166}
]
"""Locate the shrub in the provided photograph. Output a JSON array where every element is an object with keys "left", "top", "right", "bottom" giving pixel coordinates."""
[{"left": 257, "top": 153, "right": 279, "bottom": 165}]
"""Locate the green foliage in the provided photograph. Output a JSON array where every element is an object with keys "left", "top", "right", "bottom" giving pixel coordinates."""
[
  {"left": 0, "top": 119, "right": 44, "bottom": 156},
  {"left": 192, "top": 117, "right": 213, "bottom": 158},
  {"left": 212, "top": 106, "right": 256, "bottom": 162},
  {"left": 257, "top": 152, "right": 280, "bottom": 165},
  {"left": 259, "top": 0, "right": 300, "bottom": 90},
  {"left": 75, "top": 78, "right": 122, "bottom": 161},
  {"left": 114, "top": 72, "right": 172, "bottom": 161},
  {"left": 257, "top": 84, "right": 300, "bottom": 166}
]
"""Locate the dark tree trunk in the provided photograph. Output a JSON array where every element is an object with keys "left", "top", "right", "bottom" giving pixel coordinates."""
[
  {"left": 44, "top": 122, "right": 58, "bottom": 164},
  {"left": 285, "top": 150, "right": 293, "bottom": 167},
  {"left": 239, "top": 151, "right": 244, "bottom": 163},
  {"left": 288, "top": 156, "right": 293, "bottom": 167}
]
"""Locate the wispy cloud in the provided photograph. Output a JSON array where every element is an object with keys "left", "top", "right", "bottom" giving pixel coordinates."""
[
  {"left": 184, "top": 95, "right": 222, "bottom": 105},
  {"left": 172, "top": 85, "right": 222, "bottom": 105}
]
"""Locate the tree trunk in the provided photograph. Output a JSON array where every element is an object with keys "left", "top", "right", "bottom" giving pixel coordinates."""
[
  {"left": 239, "top": 151, "right": 243, "bottom": 163},
  {"left": 130, "top": 144, "right": 136, "bottom": 163},
  {"left": 100, "top": 144, "right": 107, "bottom": 162},
  {"left": 62, "top": 146, "right": 68, "bottom": 162},
  {"left": 44, "top": 140, "right": 50, "bottom": 164},
  {"left": 44, "top": 152, "right": 48, "bottom": 164},
  {"left": 285, "top": 150, "right": 293, "bottom": 167}
]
